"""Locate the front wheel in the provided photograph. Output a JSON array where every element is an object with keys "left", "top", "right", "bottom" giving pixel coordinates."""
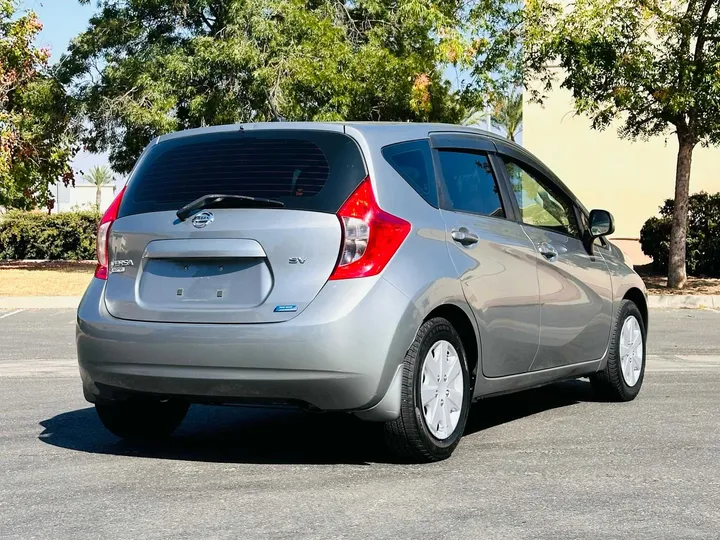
[
  {"left": 95, "top": 398, "right": 189, "bottom": 440},
  {"left": 383, "top": 317, "right": 471, "bottom": 462},
  {"left": 590, "top": 299, "right": 646, "bottom": 401}
]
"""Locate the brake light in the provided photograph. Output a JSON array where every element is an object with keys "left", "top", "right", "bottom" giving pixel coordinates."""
[
  {"left": 95, "top": 186, "right": 126, "bottom": 280},
  {"left": 329, "top": 177, "right": 410, "bottom": 280}
]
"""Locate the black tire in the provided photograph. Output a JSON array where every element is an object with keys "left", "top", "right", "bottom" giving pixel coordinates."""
[
  {"left": 590, "top": 299, "right": 646, "bottom": 401},
  {"left": 383, "top": 317, "right": 472, "bottom": 462},
  {"left": 95, "top": 398, "right": 189, "bottom": 440}
]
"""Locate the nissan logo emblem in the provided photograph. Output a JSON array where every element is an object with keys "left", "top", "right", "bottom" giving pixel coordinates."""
[{"left": 191, "top": 211, "right": 214, "bottom": 228}]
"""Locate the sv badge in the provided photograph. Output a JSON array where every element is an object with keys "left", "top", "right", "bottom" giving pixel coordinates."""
[{"left": 288, "top": 257, "right": 307, "bottom": 265}]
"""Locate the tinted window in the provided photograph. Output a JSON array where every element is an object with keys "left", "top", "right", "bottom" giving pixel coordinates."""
[
  {"left": 437, "top": 150, "right": 505, "bottom": 218},
  {"left": 118, "top": 130, "right": 366, "bottom": 217},
  {"left": 504, "top": 160, "right": 580, "bottom": 237},
  {"left": 382, "top": 140, "right": 437, "bottom": 206}
]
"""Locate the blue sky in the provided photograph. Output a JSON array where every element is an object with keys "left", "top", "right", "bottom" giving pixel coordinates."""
[{"left": 21, "top": 0, "right": 94, "bottom": 62}]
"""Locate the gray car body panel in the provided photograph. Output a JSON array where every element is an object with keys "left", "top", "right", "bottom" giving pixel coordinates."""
[
  {"left": 522, "top": 226, "right": 614, "bottom": 371},
  {"left": 439, "top": 209, "right": 542, "bottom": 378},
  {"left": 76, "top": 121, "right": 647, "bottom": 420},
  {"left": 104, "top": 209, "right": 342, "bottom": 323},
  {"left": 78, "top": 274, "right": 419, "bottom": 413}
]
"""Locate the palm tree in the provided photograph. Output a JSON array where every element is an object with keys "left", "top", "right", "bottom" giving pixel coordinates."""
[
  {"left": 461, "top": 108, "right": 489, "bottom": 128},
  {"left": 491, "top": 90, "right": 523, "bottom": 142},
  {"left": 84, "top": 165, "right": 114, "bottom": 210}
]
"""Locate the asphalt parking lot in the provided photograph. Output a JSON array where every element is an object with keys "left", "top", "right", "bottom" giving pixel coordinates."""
[{"left": 1, "top": 308, "right": 719, "bottom": 539}]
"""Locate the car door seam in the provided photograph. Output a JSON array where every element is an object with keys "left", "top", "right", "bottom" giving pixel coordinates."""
[{"left": 519, "top": 223, "right": 544, "bottom": 371}]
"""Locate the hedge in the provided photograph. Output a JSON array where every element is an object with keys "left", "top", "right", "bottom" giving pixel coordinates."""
[
  {"left": 0, "top": 210, "right": 100, "bottom": 260},
  {"left": 640, "top": 191, "right": 720, "bottom": 277}
]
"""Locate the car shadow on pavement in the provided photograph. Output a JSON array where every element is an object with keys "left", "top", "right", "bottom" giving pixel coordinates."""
[
  {"left": 38, "top": 379, "right": 599, "bottom": 465},
  {"left": 464, "top": 378, "right": 603, "bottom": 436}
]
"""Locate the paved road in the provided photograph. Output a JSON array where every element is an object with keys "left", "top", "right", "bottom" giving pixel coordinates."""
[{"left": 1, "top": 308, "right": 719, "bottom": 539}]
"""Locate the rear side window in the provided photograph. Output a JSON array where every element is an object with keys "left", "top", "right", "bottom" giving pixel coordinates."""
[
  {"left": 437, "top": 150, "right": 505, "bottom": 218},
  {"left": 382, "top": 140, "right": 437, "bottom": 207},
  {"left": 118, "top": 130, "right": 367, "bottom": 217}
]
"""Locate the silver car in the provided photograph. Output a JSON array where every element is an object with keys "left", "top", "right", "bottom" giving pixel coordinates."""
[{"left": 77, "top": 122, "right": 648, "bottom": 462}]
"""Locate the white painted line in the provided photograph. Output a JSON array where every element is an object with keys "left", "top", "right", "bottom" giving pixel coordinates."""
[
  {"left": 0, "top": 309, "right": 26, "bottom": 319},
  {"left": 646, "top": 354, "right": 720, "bottom": 372},
  {"left": 0, "top": 359, "right": 78, "bottom": 377},
  {"left": 0, "top": 296, "right": 81, "bottom": 309}
]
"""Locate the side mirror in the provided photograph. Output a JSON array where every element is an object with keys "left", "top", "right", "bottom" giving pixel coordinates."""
[{"left": 589, "top": 209, "right": 615, "bottom": 238}]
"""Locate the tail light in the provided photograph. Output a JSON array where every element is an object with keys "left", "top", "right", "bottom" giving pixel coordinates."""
[
  {"left": 95, "top": 186, "right": 126, "bottom": 280},
  {"left": 329, "top": 177, "right": 410, "bottom": 280}
]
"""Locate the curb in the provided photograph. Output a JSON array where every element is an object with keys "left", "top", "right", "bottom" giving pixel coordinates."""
[
  {"left": 647, "top": 295, "right": 720, "bottom": 309},
  {"left": 0, "top": 296, "right": 82, "bottom": 309}
]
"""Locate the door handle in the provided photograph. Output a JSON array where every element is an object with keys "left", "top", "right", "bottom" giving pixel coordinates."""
[
  {"left": 537, "top": 242, "right": 559, "bottom": 260},
  {"left": 451, "top": 228, "right": 479, "bottom": 246}
]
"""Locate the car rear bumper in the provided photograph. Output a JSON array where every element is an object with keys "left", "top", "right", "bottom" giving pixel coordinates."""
[{"left": 76, "top": 276, "right": 419, "bottom": 415}]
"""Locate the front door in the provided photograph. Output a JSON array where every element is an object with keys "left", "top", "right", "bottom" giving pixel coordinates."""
[
  {"left": 433, "top": 142, "right": 541, "bottom": 378},
  {"left": 498, "top": 156, "right": 613, "bottom": 370}
]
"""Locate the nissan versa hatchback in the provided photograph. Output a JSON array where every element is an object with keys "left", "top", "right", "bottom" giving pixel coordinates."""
[{"left": 77, "top": 122, "right": 648, "bottom": 462}]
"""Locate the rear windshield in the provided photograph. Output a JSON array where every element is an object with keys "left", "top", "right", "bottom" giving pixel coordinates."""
[{"left": 118, "top": 130, "right": 367, "bottom": 217}]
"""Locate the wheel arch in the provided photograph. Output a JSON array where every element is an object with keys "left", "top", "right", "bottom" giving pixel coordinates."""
[
  {"left": 423, "top": 303, "right": 480, "bottom": 383},
  {"left": 622, "top": 287, "right": 649, "bottom": 332}
]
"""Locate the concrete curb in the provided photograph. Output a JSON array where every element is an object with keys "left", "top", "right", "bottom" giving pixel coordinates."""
[
  {"left": 0, "top": 296, "right": 82, "bottom": 309},
  {"left": 648, "top": 295, "right": 720, "bottom": 309}
]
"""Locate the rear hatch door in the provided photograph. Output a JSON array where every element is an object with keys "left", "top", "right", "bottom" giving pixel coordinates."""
[{"left": 104, "top": 127, "right": 366, "bottom": 324}]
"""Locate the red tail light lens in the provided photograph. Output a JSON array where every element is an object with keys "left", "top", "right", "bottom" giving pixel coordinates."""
[
  {"left": 95, "top": 186, "right": 126, "bottom": 280},
  {"left": 329, "top": 177, "right": 410, "bottom": 280}
]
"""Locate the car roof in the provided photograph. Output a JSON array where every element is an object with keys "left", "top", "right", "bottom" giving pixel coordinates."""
[
  {"left": 156, "top": 121, "right": 518, "bottom": 148},
  {"left": 156, "top": 120, "right": 525, "bottom": 158}
]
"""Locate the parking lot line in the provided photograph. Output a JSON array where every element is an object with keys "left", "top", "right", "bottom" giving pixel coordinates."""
[{"left": 0, "top": 309, "right": 26, "bottom": 319}]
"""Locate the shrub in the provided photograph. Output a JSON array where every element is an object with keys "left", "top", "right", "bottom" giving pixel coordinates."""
[
  {"left": 0, "top": 210, "right": 100, "bottom": 260},
  {"left": 640, "top": 192, "right": 720, "bottom": 276}
]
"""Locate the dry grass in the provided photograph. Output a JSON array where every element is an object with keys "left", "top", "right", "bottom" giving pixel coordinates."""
[
  {"left": 0, "top": 261, "right": 95, "bottom": 296},
  {"left": 635, "top": 264, "right": 720, "bottom": 295}
]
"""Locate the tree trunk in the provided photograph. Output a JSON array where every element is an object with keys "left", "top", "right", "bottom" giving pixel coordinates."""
[
  {"left": 96, "top": 186, "right": 102, "bottom": 211},
  {"left": 667, "top": 133, "right": 695, "bottom": 289}
]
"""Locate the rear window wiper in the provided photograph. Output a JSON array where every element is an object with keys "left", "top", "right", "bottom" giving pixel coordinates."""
[{"left": 176, "top": 194, "right": 285, "bottom": 221}]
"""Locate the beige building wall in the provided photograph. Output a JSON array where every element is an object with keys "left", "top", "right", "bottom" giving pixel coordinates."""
[
  {"left": 50, "top": 183, "right": 117, "bottom": 214},
  {"left": 523, "top": 86, "right": 720, "bottom": 262}
]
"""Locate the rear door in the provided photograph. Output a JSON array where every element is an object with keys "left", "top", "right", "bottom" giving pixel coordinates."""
[
  {"left": 431, "top": 133, "right": 541, "bottom": 378},
  {"left": 494, "top": 147, "right": 613, "bottom": 370},
  {"left": 104, "top": 128, "right": 367, "bottom": 323}
]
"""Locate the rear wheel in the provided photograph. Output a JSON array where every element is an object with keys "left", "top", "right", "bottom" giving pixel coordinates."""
[
  {"left": 590, "top": 299, "right": 646, "bottom": 401},
  {"left": 95, "top": 398, "right": 189, "bottom": 440},
  {"left": 383, "top": 317, "right": 471, "bottom": 462}
]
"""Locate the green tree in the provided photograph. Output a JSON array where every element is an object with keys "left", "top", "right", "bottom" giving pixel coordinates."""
[
  {"left": 491, "top": 90, "right": 522, "bottom": 142},
  {"left": 523, "top": 0, "right": 720, "bottom": 288},
  {"left": 58, "top": 0, "right": 485, "bottom": 174},
  {"left": 458, "top": 0, "right": 525, "bottom": 113},
  {"left": 83, "top": 165, "right": 114, "bottom": 210},
  {"left": 0, "top": 0, "right": 77, "bottom": 210}
]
